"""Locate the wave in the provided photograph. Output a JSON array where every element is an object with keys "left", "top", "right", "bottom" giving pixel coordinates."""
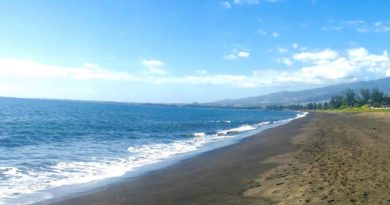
[
  {"left": 193, "top": 132, "right": 206, "bottom": 137},
  {"left": 0, "top": 167, "right": 19, "bottom": 176},
  {"left": 0, "top": 133, "right": 236, "bottom": 202},
  {"left": 217, "top": 125, "right": 256, "bottom": 135},
  {"left": 0, "top": 111, "right": 308, "bottom": 204},
  {"left": 295, "top": 111, "right": 309, "bottom": 119},
  {"left": 256, "top": 121, "right": 271, "bottom": 126},
  {"left": 272, "top": 111, "right": 308, "bottom": 124},
  {"left": 210, "top": 120, "right": 231, "bottom": 123},
  {"left": 0, "top": 159, "right": 142, "bottom": 204}
]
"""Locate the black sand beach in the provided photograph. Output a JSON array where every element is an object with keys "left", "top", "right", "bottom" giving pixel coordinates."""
[
  {"left": 245, "top": 112, "right": 390, "bottom": 204},
  {"left": 46, "top": 114, "right": 314, "bottom": 205},
  {"left": 48, "top": 112, "right": 390, "bottom": 205}
]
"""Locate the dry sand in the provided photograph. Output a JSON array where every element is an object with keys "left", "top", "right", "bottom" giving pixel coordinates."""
[{"left": 245, "top": 112, "right": 390, "bottom": 204}]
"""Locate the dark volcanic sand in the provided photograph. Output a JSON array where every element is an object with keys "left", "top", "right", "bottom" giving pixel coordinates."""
[
  {"left": 245, "top": 112, "right": 390, "bottom": 204},
  {"left": 47, "top": 112, "right": 390, "bottom": 205},
  {"left": 46, "top": 114, "right": 314, "bottom": 205}
]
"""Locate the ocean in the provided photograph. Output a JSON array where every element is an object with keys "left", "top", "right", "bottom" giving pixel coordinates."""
[{"left": 0, "top": 97, "right": 305, "bottom": 204}]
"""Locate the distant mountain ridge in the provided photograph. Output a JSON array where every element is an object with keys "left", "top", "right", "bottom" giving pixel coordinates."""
[{"left": 208, "top": 77, "right": 390, "bottom": 107}]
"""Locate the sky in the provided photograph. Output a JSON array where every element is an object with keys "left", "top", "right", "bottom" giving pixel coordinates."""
[{"left": 0, "top": 0, "right": 390, "bottom": 103}]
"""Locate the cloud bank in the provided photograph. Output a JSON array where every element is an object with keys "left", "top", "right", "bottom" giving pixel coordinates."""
[{"left": 0, "top": 47, "right": 389, "bottom": 89}]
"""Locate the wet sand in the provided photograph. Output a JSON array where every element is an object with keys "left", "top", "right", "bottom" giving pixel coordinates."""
[{"left": 48, "top": 112, "right": 390, "bottom": 205}]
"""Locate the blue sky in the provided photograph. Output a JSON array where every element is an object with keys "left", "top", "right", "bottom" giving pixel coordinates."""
[{"left": 0, "top": 0, "right": 390, "bottom": 103}]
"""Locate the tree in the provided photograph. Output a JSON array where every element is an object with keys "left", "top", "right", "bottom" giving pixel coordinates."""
[
  {"left": 329, "top": 95, "right": 343, "bottom": 108},
  {"left": 323, "top": 102, "right": 329, "bottom": 109},
  {"left": 370, "top": 88, "right": 384, "bottom": 107},
  {"left": 360, "top": 88, "right": 370, "bottom": 105},
  {"left": 383, "top": 96, "right": 390, "bottom": 106},
  {"left": 306, "top": 103, "right": 314, "bottom": 110},
  {"left": 344, "top": 88, "right": 356, "bottom": 106}
]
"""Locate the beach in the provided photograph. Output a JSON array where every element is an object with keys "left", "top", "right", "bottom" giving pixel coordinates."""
[
  {"left": 45, "top": 113, "right": 311, "bottom": 205},
  {"left": 245, "top": 112, "right": 390, "bottom": 204},
  {"left": 47, "top": 112, "right": 390, "bottom": 204}
]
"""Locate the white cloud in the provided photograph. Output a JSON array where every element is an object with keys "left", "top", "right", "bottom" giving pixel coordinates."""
[
  {"left": 197, "top": 70, "right": 208, "bottom": 74},
  {"left": 278, "top": 48, "right": 288, "bottom": 53},
  {"left": 147, "top": 67, "right": 167, "bottom": 75},
  {"left": 225, "top": 50, "right": 250, "bottom": 60},
  {"left": 0, "top": 59, "right": 135, "bottom": 80},
  {"left": 347, "top": 48, "right": 389, "bottom": 67},
  {"left": 292, "top": 47, "right": 390, "bottom": 81},
  {"left": 300, "top": 57, "right": 353, "bottom": 80},
  {"left": 84, "top": 63, "right": 99, "bottom": 69},
  {"left": 345, "top": 20, "right": 366, "bottom": 26},
  {"left": 373, "top": 21, "right": 390, "bottom": 32},
  {"left": 321, "top": 26, "right": 344, "bottom": 31},
  {"left": 221, "top": 1, "right": 232, "bottom": 9},
  {"left": 238, "top": 51, "right": 250, "bottom": 58},
  {"left": 322, "top": 20, "right": 390, "bottom": 33},
  {"left": 257, "top": 30, "right": 281, "bottom": 38},
  {"left": 175, "top": 48, "right": 389, "bottom": 87},
  {"left": 275, "top": 58, "right": 293, "bottom": 66},
  {"left": 224, "top": 54, "right": 237, "bottom": 60},
  {"left": 282, "top": 58, "right": 293, "bottom": 66},
  {"left": 1, "top": 47, "right": 389, "bottom": 90},
  {"left": 271, "top": 32, "right": 280, "bottom": 37},
  {"left": 348, "top": 47, "right": 369, "bottom": 59},
  {"left": 142, "top": 59, "right": 167, "bottom": 75},
  {"left": 292, "top": 43, "right": 299, "bottom": 49},
  {"left": 0, "top": 83, "right": 21, "bottom": 95},
  {"left": 293, "top": 49, "right": 338, "bottom": 62},
  {"left": 142, "top": 60, "right": 165, "bottom": 67}
]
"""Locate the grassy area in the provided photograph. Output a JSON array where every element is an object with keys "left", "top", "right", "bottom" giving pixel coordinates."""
[{"left": 320, "top": 105, "right": 390, "bottom": 112}]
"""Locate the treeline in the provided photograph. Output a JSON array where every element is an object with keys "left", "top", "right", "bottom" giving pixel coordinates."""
[{"left": 266, "top": 88, "right": 390, "bottom": 110}]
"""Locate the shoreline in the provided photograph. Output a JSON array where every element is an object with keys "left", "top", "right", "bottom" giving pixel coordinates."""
[
  {"left": 44, "top": 113, "right": 314, "bottom": 205},
  {"left": 1, "top": 109, "right": 303, "bottom": 205}
]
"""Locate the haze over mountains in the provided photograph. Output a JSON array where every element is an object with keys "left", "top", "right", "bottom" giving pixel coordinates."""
[{"left": 209, "top": 77, "right": 390, "bottom": 107}]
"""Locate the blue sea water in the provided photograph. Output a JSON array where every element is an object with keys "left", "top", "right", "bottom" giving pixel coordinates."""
[{"left": 0, "top": 97, "right": 304, "bottom": 204}]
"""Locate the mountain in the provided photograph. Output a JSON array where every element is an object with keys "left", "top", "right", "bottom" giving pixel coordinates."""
[{"left": 208, "top": 77, "right": 390, "bottom": 107}]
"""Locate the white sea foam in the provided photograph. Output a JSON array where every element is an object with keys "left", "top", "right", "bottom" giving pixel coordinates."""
[
  {"left": 217, "top": 125, "right": 256, "bottom": 135},
  {"left": 193, "top": 132, "right": 206, "bottom": 137},
  {"left": 0, "top": 132, "right": 236, "bottom": 203},
  {"left": 256, "top": 121, "right": 271, "bottom": 126},
  {"left": 1, "top": 167, "right": 19, "bottom": 176},
  {"left": 295, "top": 112, "right": 309, "bottom": 119},
  {"left": 210, "top": 120, "right": 231, "bottom": 123},
  {"left": 272, "top": 112, "right": 308, "bottom": 124}
]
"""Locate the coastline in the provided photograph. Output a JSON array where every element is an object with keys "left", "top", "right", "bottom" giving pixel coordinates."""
[
  {"left": 1, "top": 103, "right": 301, "bottom": 205},
  {"left": 44, "top": 113, "right": 314, "bottom": 205}
]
